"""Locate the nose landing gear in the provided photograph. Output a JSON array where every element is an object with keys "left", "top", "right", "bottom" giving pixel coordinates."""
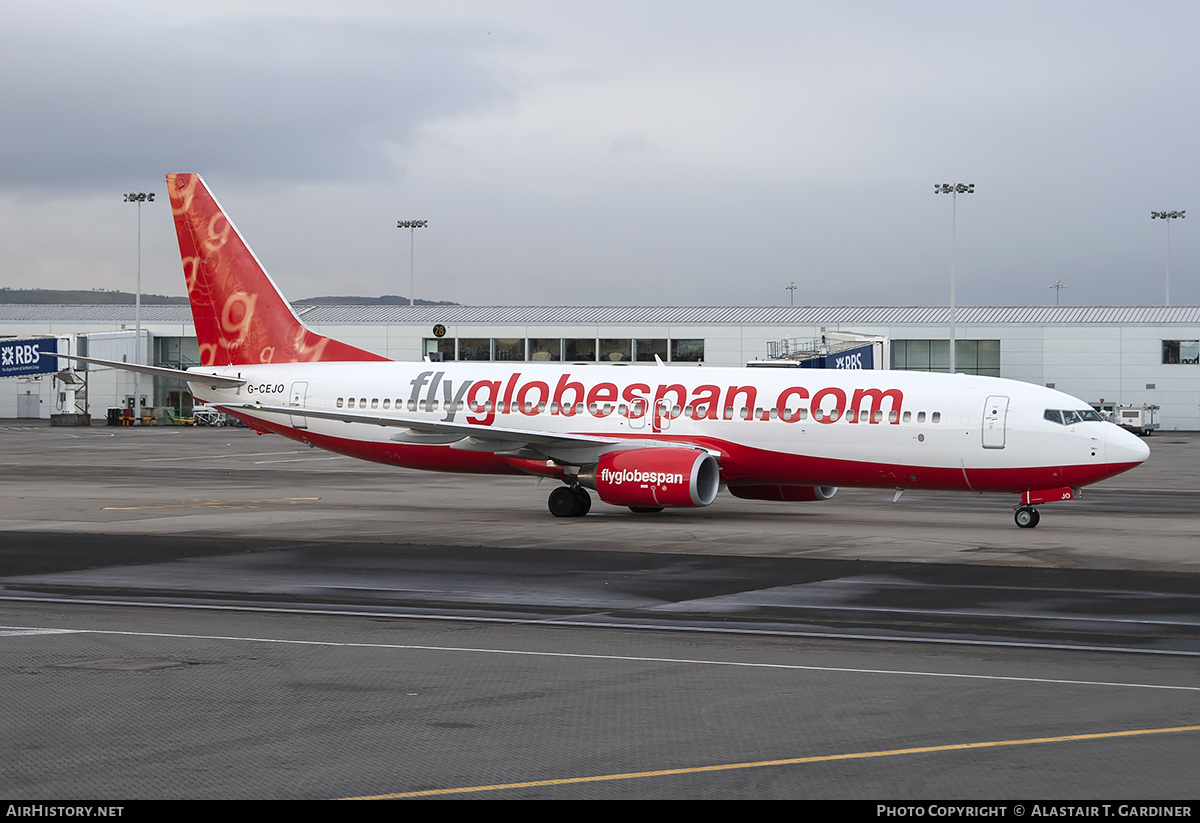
[
  {"left": 1013, "top": 486, "right": 1077, "bottom": 528},
  {"left": 1014, "top": 505, "right": 1041, "bottom": 528}
]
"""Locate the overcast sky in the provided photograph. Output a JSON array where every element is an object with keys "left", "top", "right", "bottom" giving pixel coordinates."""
[{"left": 1, "top": 0, "right": 1197, "bottom": 307}]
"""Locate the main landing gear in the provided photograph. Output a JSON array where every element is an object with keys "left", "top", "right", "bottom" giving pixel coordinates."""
[
  {"left": 548, "top": 485, "right": 591, "bottom": 518},
  {"left": 1013, "top": 505, "right": 1041, "bottom": 529}
]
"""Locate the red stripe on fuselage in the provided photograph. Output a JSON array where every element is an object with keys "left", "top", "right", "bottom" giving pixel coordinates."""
[{"left": 226, "top": 410, "right": 1138, "bottom": 495}]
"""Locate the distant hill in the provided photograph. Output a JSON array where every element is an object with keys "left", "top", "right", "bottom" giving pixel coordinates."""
[
  {"left": 0, "top": 288, "right": 189, "bottom": 305},
  {"left": 0, "top": 289, "right": 457, "bottom": 306}
]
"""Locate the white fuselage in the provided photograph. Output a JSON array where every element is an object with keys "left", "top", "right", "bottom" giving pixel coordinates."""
[{"left": 188, "top": 361, "right": 1149, "bottom": 494}]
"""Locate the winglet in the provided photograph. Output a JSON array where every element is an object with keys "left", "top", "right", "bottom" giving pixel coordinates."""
[{"left": 165, "top": 173, "right": 389, "bottom": 367}]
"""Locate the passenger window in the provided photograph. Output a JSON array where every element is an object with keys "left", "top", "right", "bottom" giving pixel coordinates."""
[
  {"left": 382, "top": 399, "right": 390, "bottom": 409},
  {"left": 902, "top": 411, "right": 911, "bottom": 423},
  {"left": 360, "top": 398, "right": 367, "bottom": 408},
  {"left": 347, "top": 398, "right": 356, "bottom": 409},
  {"left": 931, "top": 412, "right": 941, "bottom": 423},
  {"left": 371, "top": 398, "right": 379, "bottom": 409},
  {"left": 917, "top": 411, "right": 926, "bottom": 423},
  {"left": 336, "top": 397, "right": 344, "bottom": 408},
  {"left": 407, "top": 399, "right": 417, "bottom": 412},
  {"left": 888, "top": 411, "right": 898, "bottom": 423}
]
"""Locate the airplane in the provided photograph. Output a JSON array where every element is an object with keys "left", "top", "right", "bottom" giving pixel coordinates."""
[{"left": 63, "top": 173, "right": 1150, "bottom": 528}]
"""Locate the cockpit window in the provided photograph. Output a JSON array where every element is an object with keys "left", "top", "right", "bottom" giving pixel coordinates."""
[{"left": 1045, "top": 408, "right": 1103, "bottom": 425}]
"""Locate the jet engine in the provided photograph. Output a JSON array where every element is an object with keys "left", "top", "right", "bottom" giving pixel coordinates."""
[
  {"left": 727, "top": 484, "right": 838, "bottom": 502},
  {"left": 579, "top": 448, "right": 720, "bottom": 508}
]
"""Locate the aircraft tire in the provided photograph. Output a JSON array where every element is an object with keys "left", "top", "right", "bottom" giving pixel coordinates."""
[
  {"left": 1014, "top": 506, "right": 1040, "bottom": 528},
  {"left": 548, "top": 486, "right": 581, "bottom": 518},
  {"left": 573, "top": 487, "right": 592, "bottom": 516}
]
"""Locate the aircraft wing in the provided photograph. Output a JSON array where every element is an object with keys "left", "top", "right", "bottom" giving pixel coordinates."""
[
  {"left": 221, "top": 402, "right": 706, "bottom": 465},
  {"left": 52, "top": 353, "right": 247, "bottom": 388}
]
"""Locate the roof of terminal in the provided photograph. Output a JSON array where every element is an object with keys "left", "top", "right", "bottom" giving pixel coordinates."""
[{"left": 2, "top": 304, "right": 1200, "bottom": 325}]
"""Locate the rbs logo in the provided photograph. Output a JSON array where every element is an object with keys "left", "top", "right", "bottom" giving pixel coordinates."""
[
  {"left": 1, "top": 344, "right": 41, "bottom": 366},
  {"left": 0, "top": 340, "right": 56, "bottom": 376}
]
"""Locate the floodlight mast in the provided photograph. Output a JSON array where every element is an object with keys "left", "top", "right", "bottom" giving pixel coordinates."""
[
  {"left": 934, "top": 183, "right": 974, "bottom": 373},
  {"left": 397, "top": 219, "right": 428, "bottom": 307},
  {"left": 123, "top": 192, "right": 154, "bottom": 423},
  {"left": 1150, "top": 210, "right": 1185, "bottom": 306}
]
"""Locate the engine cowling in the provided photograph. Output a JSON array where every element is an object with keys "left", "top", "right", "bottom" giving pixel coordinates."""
[
  {"left": 727, "top": 484, "right": 838, "bottom": 502},
  {"left": 580, "top": 448, "right": 720, "bottom": 508}
]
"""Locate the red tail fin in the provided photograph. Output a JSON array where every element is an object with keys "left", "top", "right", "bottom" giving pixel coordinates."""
[{"left": 166, "top": 173, "right": 388, "bottom": 367}]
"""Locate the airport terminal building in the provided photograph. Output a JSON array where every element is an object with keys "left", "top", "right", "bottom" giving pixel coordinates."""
[{"left": 2, "top": 303, "right": 1199, "bottom": 430}]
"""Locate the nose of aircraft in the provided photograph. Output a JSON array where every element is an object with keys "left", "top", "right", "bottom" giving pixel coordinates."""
[{"left": 1105, "top": 424, "right": 1151, "bottom": 467}]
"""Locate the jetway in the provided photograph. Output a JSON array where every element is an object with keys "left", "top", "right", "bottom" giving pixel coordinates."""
[{"left": 753, "top": 330, "right": 888, "bottom": 369}]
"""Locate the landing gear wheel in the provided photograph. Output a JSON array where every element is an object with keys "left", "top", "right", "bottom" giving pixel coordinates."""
[
  {"left": 548, "top": 486, "right": 580, "bottom": 518},
  {"left": 1014, "top": 506, "right": 1041, "bottom": 529},
  {"left": 572, "top": 486, "right": 591, "bottom": 516},
  {"left": 628, "top": 506, "right": 664, "bottom": 514},
  {"left": 549, "top": 486, "right": 590, "bottom": 517}
]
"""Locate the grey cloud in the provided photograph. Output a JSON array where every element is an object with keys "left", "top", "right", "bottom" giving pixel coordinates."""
[{"left": 0, "top": 12, "right": 515, "bottom": 191}]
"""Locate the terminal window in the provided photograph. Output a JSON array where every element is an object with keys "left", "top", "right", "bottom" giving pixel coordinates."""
[
  {"left": 891, "top": 340, "right": 1000, "bottom": 376},
  {"left": 1162, "top": 340, "right": 1199, "bottom": 364},
  {"left": 417, "top": 337, "right": 704, "bottom": 363}
]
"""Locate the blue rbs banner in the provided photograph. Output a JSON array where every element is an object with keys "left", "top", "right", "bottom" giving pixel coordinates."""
[
  {"left": 798, "top": 343, "right": 875, "bottom": 370},
  {"left": 0, "top": 338, "right": 58, "bottom": 377}
]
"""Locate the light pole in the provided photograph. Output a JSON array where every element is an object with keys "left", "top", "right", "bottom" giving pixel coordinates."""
[
  {"left": 1150, "top": 210, "right": 1185, "bottom": 306},
  {"left": 934, "top": 182, "right": 974, "bottom": 373},
  {"left": 1050, "top": 279, "right": 1065, "bottom": 305},
  {"left": 123, "top": 191, "right": 154, "bottom": 423},
  {"left": 786, "top": 281, "right": 796, "bottom": 306},
  {"left": 397, "top": 220, "right": 428, "bottom": 306}
]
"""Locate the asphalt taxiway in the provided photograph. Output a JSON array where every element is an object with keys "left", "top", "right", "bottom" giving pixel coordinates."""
[{"left": 0, "top": 422, "right": 1197, "bottom": 799}]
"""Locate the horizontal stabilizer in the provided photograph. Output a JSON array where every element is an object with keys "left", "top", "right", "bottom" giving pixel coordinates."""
[{"left": 53, "top": 353, "right": 247, "bottom": 387}]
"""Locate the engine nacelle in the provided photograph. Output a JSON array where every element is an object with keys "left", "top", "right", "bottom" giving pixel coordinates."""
[
  {"left": 580, "top": 448, "right": 720, "bottom": 508},
  {"left": 727, "top": 484, "right": 838, "bottom": 502}
]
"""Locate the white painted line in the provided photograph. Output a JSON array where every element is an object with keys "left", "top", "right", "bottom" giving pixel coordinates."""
[
  {"left": 1, "top": 622, "right": 1196, "bottom": 693},
  {"left": 139, "top": 450, "right": 308, "bottom": 462},
  {"left": 732, "top": 602, "right": 1200, "bottom": 627},
  {"left": 251, "top": 456, "right": 347, "bottom": 465}
]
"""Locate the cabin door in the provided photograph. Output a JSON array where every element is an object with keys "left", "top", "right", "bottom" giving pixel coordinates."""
[
  {"left": 288, "top": 381, "right": 309, "bottom": 429},
  {"left": 982, "top": 395, "right": 1009, "bottom": 449}
]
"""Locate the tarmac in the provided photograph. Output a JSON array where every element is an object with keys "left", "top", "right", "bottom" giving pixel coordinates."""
[{"left": 0, "top": 420, "right": 1196, "bottom": 799}]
